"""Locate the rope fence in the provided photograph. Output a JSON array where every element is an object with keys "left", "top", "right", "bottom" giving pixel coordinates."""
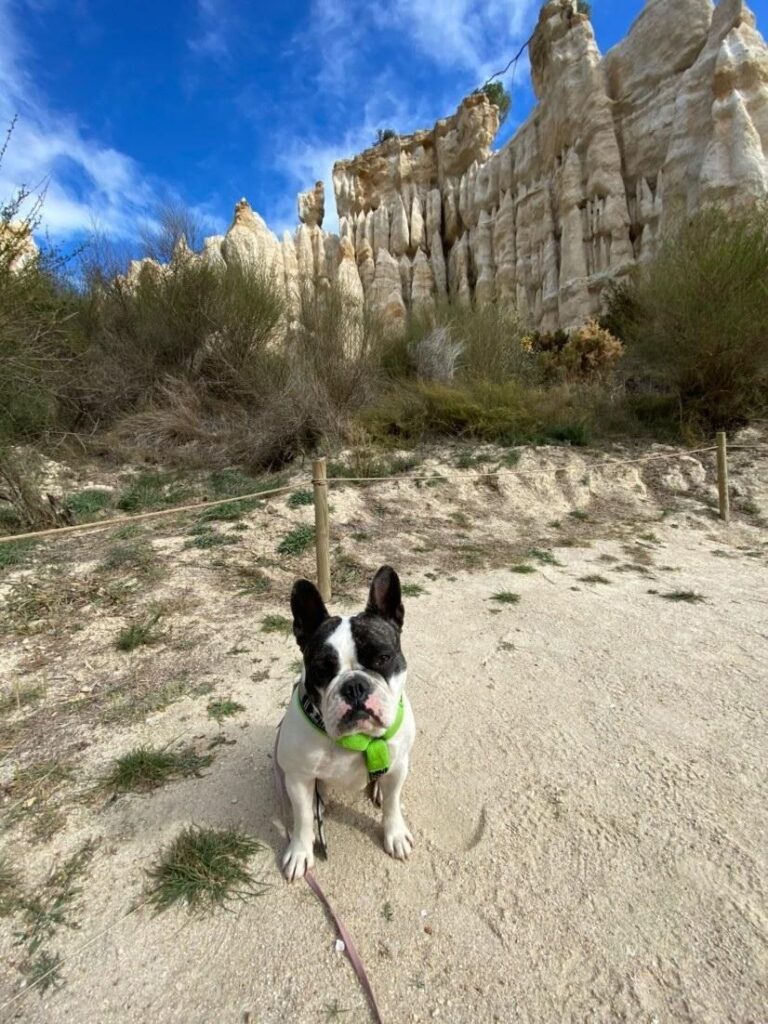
[{"left": 0, "top": 436, "right": 765, "bottom": 552}]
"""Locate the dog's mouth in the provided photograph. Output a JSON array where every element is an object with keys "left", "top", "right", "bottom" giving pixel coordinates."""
[{"left": 338, "top": 707, "right": 384, "bottom": 732}]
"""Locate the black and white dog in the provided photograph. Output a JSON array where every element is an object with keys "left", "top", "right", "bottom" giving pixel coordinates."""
[{"left": 276, "top": 566, "right": 415, "bottom": 881}]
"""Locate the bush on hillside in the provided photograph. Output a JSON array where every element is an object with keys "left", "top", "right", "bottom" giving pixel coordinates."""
[
  {"left": 362, "top": 379, "right": 598, "bottom": 447},
  {"left": 525, "top": 320, "right": 623, "bottom": 383},
  {"left": 105, "top": 279, "right": 388, "bottom": 469},
  {"left": 408, "top": 301, "right": 537, "bottom": 383},
  {"left": 606, "top": 205, "right": 768, "bottom": 430},
  {"left": 0, "top": 122, "right": 82, "bottom": 443}
]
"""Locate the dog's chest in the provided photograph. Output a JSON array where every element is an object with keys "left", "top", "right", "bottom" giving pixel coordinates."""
[{"left": 315, "top": 746, "right": 370, "bottom": 790}]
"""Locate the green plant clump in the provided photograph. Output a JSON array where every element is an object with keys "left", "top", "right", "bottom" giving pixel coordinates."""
[{"left": 145, "top": 826, "right": 266, "bottom": 913}]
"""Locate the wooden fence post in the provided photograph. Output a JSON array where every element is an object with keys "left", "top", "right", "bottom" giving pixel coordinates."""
[
  {"left": 716, "top": 431, "right": 730, "bottom": 524},
  {"left": 312, "top": 457, "right": 332, "bottom": 603}
]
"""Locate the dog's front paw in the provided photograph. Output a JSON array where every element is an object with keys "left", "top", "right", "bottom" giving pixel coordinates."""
[
  {"left": 282, "top": 839, "right": 314, "bottom": 882},
  {"left": 384, "top": 820, "right": 414, "bottom": 861}
]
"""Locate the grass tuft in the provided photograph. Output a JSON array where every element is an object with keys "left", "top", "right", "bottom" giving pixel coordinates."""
[
  {"left": 287, "top": 489, "right": 314, "bottom": 508},
  {"left": 510, "top": 564, "right": 536, "bottom": 574},
  {"left": 197, "top": 499, "right": 258, "bottom": 524},
  {"left": 578, "top": 574, "right": 612, "bottom": 585},
  {"left": 0, "top": 684, "right": 44, "bottom": 714},
  {"left": 13, "top": 840, "right": 95, "bottom": 991},
  {"left": 184, "top": 528, "right": 240, "bottom": 550},
  {"left": 208, "top": 470, "right": 287, "bottom": 499},
  {"left": 0, "top": 856, "right": 20, "bottom": 917},
  {"left": 529, "top": 548, "right": 563, "bottom": 567},
  {"left": 277, "top": 524, "right": 314, "bottom": 556},
  {"left": 65, "top": 489, "right": 114, "bottom": 520},
  {"left": 101, "top": 540, "right": 155, "bottom": 572},
  {"left": 116, "top": 610, "right": 163, "bottom": 652},
  {"left": 207, "top": 699, "right": 246, "bottom": 723},
  {"left": 117, "top": 472, "right": 192, "bottom": 513},
  {"left": 101, "top": 675, "right": 215, "bottom": 725},
  {"left": 659, "top": 590, "right": 706, "bottom": 603},
  {"left": 0, "top": 539, "right": 35, "bottom": 571},
  {"left": 145, "top": 825, "right": 266, "bottom": 913},
  {"left": 490, "top": 591, "right": 521, "bottom": 605},
  {"left": 103, "top": 745, "right": 213, "bottom": 794},
  {"left": 261, "top": 614, "right": 292, "bottom": 634},
  {"left": 401, "top": 583, "right": 426, "bottom": 597},
  {"left": 234, "top": 565, "right": 272, "bottom": 596}
]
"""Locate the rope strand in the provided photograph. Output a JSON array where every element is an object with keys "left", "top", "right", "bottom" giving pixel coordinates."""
[{"left": 0, "top": 443, "right": 765, "bottom": 547}]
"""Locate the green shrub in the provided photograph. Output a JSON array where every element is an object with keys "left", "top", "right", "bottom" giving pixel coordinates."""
[
  {"left": 65, "top": 488, "right": 114, "bottom": 520},
  {"left": 362, "top": 380, "right": 593, "bottom": 446},
  {"left": 608, "top": 205, "right": 768, "bottom": 430},
  {"left": 116, "top": 472, "right": 192, "bottom": 512},
  {"left": 478, "top": 83, "right": 511, "bottom": 125}
]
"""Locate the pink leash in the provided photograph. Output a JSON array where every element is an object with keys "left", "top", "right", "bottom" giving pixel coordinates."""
[{"left": 273, "top": 728, "right": 385, "bottom": 1024}]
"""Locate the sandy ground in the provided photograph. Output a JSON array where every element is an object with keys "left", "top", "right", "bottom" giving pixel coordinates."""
[{"left": 0, "top": 437, "right": 766, "bottom": 1023}]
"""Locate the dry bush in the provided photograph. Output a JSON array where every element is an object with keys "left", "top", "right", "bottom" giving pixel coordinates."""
[
  {"left": 74, "top": 258, "right": 285, "bottom": 424},
  {"left": 106, "top": 281, "right": 388, "bottom": 470},
  {"left": 0, "top": 450, "right": 72, "bottom": 531},
  {"left": 407, "top": 301, "right": 536, "bottom": 384},
  {"left": 413, "top": 327, "right": 463, "bottom": 382},
  {"left": 529, "top": 319, "right": 624, "bottom": 383}
]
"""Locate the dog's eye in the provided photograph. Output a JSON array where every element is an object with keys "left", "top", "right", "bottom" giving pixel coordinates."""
[{"left": 374, "top": 653, "right": 391, "bottom": 669}]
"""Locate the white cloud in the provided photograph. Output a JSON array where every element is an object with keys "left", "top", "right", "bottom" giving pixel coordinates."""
[
  {"left": 376, "top": 0, "right": 537, "bottom": 79},
  {"left": 271, "top": 78, "right": 439, "bottom": 235},
  {"left": 188, "top": 0, "right": 230, "bottom": 60},
  {"left": 274, "top": 0, "right": 538, "bottom": 235},
  {"left": 303, "top": 0, "right": 537, "bottom": 94},
  {"left": 0, "top": 0, "right": 162, "bottom": 241}
]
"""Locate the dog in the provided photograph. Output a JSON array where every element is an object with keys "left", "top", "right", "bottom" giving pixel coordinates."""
[{"left": 276, "top": 565, "right": 415, "bottom": 881}]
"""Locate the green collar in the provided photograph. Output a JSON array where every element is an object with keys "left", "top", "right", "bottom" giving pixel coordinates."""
[{"left": 297, "top": 687, "right": 405, "bottom": 778}]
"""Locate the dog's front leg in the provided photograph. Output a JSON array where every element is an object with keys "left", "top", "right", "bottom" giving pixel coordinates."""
[
  {"left": 282, "top": 773, "right": 316, "bottom": 881},
  {"left": 379, "top": 760, "right": 414, "bottom": 861}
]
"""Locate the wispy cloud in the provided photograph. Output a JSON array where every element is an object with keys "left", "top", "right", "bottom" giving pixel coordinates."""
[
  {"left": 188, "top": 0, "right": 230, "bottom": 60},
  {"left": 271, "top": 75, "right": 439, "bottom": 235},
  {"left": 376, "top": 0, "right": 537, "bottom": 79},
  {"left": 302, "top": 0, "right": 537, "bottom": 95},
  {"left": 269, "top": 0, "right": 537, "bottom": 234},
  {"left": 0, "top": 0, "right": 160, "bottom": 240}
]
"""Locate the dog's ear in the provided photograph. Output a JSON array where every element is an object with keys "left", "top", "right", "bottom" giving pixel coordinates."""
[
  {"left": 366, "top": 565, "right": 404, "bottom": 630},
  {"left": 291, "top": 579, "right": 329, "bottom": 650}
]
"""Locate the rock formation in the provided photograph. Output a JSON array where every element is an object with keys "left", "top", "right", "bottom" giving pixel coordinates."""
[
  {"left": 1, "top": 220, "right": 39, "bottom": 272},
  {"left": 150, "top": 0, "right": 768, "bottom": 333}
]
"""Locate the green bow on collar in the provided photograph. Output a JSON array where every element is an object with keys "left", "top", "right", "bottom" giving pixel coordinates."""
[{"left": 297, "top": 688, "right": 405, "bottom": 777}]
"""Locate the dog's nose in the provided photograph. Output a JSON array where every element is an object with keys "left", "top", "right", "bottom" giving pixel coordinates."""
[{"left": 340, "top": 673, "right": 371, "bottom": 707}]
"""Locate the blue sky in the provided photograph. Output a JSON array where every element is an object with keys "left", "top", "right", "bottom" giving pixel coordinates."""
[{"left": 1, "top": 0, "right": 766, "bottom": 250}]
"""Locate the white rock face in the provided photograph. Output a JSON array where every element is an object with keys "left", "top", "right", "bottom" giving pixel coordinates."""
[
  {"left": 325, "top": 0, "right": 768, "bottom": 330},
  {"left": 298, "top": 181, "right": 325, "bottom": 227},
  {"left": 1, "top": 221, "right": 39, "bottom": 272},
  {"left": 140, "top": 1, "right": 768, "bottom": 335},
  {"left": 368, "top": 249, "right": 406, "bottom": 331}
]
